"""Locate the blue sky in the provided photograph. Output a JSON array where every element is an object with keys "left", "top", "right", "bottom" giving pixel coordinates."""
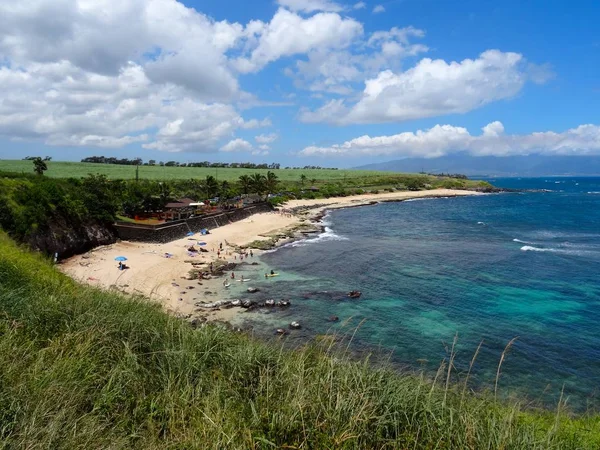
[{"left": 0, "top": 0, "right": 598, "bottom": 167}]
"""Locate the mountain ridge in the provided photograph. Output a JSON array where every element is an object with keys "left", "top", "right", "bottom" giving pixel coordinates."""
[{"left": 354, "top": 154, "right": 600, "bottom": 177}]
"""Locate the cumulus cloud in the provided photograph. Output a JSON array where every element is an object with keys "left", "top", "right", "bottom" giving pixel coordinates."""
[
  {"left": 277, "top": 0, "right": 344, "bottom": 13},
  {"left": 220, "top": 138, "right": 253, "bottom": 152},
  {"left": 373, "top": 5, "right": 385, "bottom": 13},
  {"left": 232, "top": 8, "right": 363, "bottom": 73},
  {"left": 353, "top": 2, "right": 367, "bottom": 9},
  {"left": 0, "top": 0, "right": 282, "bottom": 152},
  {"left": 289, "top": 26, "right": 428, "bottom": 95},
  {"left": 301, "top": 50, "right": 544, "bottom": 124},
  {"left": 255, "top": 133, "right": 278, "bottom": 144},
  {"left": 299, "top": 122, "right": 600, "bottom": 158}
]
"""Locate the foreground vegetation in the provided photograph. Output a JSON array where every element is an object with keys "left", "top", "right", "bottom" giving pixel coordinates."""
[{"left": 0, "top": 233, "right": 599, "bottom": 448}]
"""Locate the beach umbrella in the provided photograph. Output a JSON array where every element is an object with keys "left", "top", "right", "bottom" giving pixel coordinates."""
[
  {"left": 114, "top": 256, "right": 128, "bottom": 261},
  {"left": 197, "top": 241, "right": 207, "bottom": 246},
  {"left": 186, "top": 231, "right": 194, "bottom": 236}
]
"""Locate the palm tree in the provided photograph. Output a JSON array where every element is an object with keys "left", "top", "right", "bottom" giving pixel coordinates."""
[
  {"left": 250, "top": 173, "right": 266, "bottom": 198},
  {"left": 238, "top": 175, "right": 252, "bottom": 195},
  {"left": 203, "top": 175, "right": 219, "bottom": 199},
  {"left": 158, "top": 181, "right": 172, "bottom": 205},
  {"left": 32, "top": 157, "right": 47, "bottom": 176},
  {"left": 220, "top": 181, "right": 232, "bottom": 202},
  {"left": 300, "top": 174, "right": 307, "bottom": 186},
  {"left": 265, "top": 171, "right": 279, "bottom": 198}
]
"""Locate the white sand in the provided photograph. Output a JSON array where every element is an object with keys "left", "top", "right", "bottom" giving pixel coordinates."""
[{"left": 60, "top": 189, "right": 478, "bottom": 322}]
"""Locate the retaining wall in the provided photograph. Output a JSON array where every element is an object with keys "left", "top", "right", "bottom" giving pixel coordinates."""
[{"left": 114, "top": 203, "right": 273, "bottom": 243}]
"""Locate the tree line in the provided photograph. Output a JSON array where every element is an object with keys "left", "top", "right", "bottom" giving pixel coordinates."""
[{"left": 79, "top": 156, "right": 338, "bottom": 170}]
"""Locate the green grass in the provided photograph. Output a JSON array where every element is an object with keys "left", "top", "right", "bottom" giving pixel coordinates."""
[
  {"left": 0, "top": 160, "right": 387, "bottom": 182},
  {"left": 2, "top": 232, "right": 598, "bottom": 448}
]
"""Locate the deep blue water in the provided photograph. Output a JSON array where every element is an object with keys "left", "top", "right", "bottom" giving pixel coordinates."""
[{"left": 231, "top": 177, "right": 600, "bottom": 411}]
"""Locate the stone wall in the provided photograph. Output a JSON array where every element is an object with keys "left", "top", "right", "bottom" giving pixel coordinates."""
[{"left": 114, "top": 203, "right": 273, "bottom": 243}]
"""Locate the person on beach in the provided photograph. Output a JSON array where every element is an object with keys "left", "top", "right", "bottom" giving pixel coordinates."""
[
  {"left": 231, "top": 272, "right": 235, "bottom": 279},
  {"left": 250, "top": 250, "right": 253, "bottom": 257}
]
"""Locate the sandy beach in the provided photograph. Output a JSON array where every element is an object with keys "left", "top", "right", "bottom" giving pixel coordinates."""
[{"left": 60, "top": 189, "right": 478, "bottom": 324}]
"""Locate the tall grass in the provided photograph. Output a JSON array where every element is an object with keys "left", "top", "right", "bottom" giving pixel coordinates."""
[{"left": 1, "top": 232, "right": 599, "bottom": 448}]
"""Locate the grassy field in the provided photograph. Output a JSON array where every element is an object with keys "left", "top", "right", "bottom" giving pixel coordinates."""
[
  {"left": 1, "top": 232, "right": 600, "bottom": 448},
  {"left": 0, "top": 159, "right": 387, "bottom": 182}
]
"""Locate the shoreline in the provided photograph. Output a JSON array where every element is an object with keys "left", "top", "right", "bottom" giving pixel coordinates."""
[{"left": 59, "top": 189, "right": 480, "bottom": 326}]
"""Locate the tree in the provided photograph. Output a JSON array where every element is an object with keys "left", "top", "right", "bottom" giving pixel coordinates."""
[
  {"left": 158, "top": 182, "right": 172, "bottom": 206},
  {"left": 250, "top": 173, "right": 266, "bottom": 198},
  {"left": 300, "top": 174, "right": 307, "bottom": 186},
  {"left": 238, "top": 175, "right": 252, "bottom": 195},
  {"left": 32, "top": 157, "right": 47, "bottom": 176},
  {"left": 264, "top": 171, "right": 279, "bottom": 198},
  {"left": 203, "top": 175, "right": 219, "bottom": 199}
]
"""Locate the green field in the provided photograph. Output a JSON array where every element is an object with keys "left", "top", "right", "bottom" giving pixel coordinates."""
[{"left": 0, "top": 159, "right": 386, "bottom": 182}]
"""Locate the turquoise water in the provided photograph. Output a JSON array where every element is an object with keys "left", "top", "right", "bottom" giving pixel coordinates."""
[{"left": 232, "top": 178, "right": 600, "bottom": 411}]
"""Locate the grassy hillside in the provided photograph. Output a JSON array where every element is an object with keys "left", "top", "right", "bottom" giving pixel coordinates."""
[
  {"left": 1, "top": 233, "right": 599, "bottom": 448},
  {"left": 0, "top": 160, "right": 382, "bottom": 181},
  {"left": 0, "top": 160, "right": 491, "bottom": 189}
]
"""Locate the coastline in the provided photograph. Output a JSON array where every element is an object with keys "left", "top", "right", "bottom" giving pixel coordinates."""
[{"left": 59, "top": 188, "right": 480, "bottom": 325}]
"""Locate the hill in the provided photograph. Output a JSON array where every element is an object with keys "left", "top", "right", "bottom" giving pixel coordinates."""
[
  {"left": 355, "top": 154, "right": 600, "bottom": 177},
  {"left": 0, "top": 159, "right": 378, "bottom": 182},
  {"left": 0, "top": 232, "right": 599, "bottom": 448}
]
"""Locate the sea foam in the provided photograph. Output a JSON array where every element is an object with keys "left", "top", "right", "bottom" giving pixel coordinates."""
[
  {"left": 513, "top": 238, "right": 532, "bottom": 244},
  {"left": 289, "top": 226, "right": 348, "bottom": 248}
]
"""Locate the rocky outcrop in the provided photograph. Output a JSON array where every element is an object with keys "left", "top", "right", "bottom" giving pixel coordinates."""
[{"left": 26, "top": 219, "right": 117, "bottom": 260}]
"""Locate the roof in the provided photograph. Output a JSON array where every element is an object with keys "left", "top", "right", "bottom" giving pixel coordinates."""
[
  {"left": 164, "top": 202, "right": 188, "bottom": 209},
  {"left": 177, "top": 197, "right": 196, "bottom": 204}
]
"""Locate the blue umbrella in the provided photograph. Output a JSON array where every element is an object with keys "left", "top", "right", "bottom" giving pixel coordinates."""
[
  {"left": 197, "top": 242, "right": 207, "bottom": 246},
  {"left": 114, "top": 256, "right": 128, "bottom": 261},
  {"left": 186, "top": 231, "right": 194, "bottom": 236}
]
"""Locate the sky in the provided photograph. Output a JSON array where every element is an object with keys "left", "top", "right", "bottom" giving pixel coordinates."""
[{"left": 0, "top": 0, "right": 598, "bottom": 167}]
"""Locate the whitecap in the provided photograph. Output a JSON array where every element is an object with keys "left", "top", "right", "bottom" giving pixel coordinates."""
[
  {"left": 520, "top": 245, "right": 598, "bottom": 257},
  {"left": 521, "top": 245, "right": 554, "bottom": 252},
  {"left": 289, "top": 226, "right": 349, "bottom": 248},
  {"left": 477, "top": 221, "right": 485, "bottom": 225},
  {"left": 513, "top": 238, "right": 532, "bottom": 244}
]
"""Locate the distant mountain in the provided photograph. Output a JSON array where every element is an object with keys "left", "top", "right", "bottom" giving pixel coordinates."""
[{"left": 354, "top": 154, "right": 600, "bottom": 177}]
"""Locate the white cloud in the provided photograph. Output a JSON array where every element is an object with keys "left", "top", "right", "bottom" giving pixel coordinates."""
[
  {"left": 301, "top": 50, "right": 543, "bottom": 124},
  {"left": 232, "top": 8, "right": 363, "bottom": 73},
  {"left": 0, "top": 0, "right": 244, "bottom": 101},
  {"left": 258, "top": 144, "right": 271, "bottom": 150},
  {"left": 300, "top": 122, "right": 600, "bottom": 158},
  {"left": 353, "top": 2, "right": 367, "bottom": 9},
  {"left": 220, "top": 138, "right": 253, "bottom": 152},
  {"left": 277, "top": 0, "right": 344, "bottom": 13},
  {"left": 289, "top": 26, "right": 428, "bottom": 95},
  {"left": 241, "top": 118, "right": 273, "bottom": 129},
  {"left": 373, "top": 5, "right": 385, "bottom": 13},
  {"left": 0, "top": 58, "right": 272, "bottom": 152},
  {"left": 255, "top": 133, "right": 278, "bottom": 144}
]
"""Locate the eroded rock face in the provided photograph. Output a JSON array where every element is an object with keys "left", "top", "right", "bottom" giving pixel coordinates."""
[{"left": 26, "top": 219, "right": 117, "bottom": 260}]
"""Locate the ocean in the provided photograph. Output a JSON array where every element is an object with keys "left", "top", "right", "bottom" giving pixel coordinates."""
[{"left": 230, "top": 177, "right": 600, "bottom": 411}]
